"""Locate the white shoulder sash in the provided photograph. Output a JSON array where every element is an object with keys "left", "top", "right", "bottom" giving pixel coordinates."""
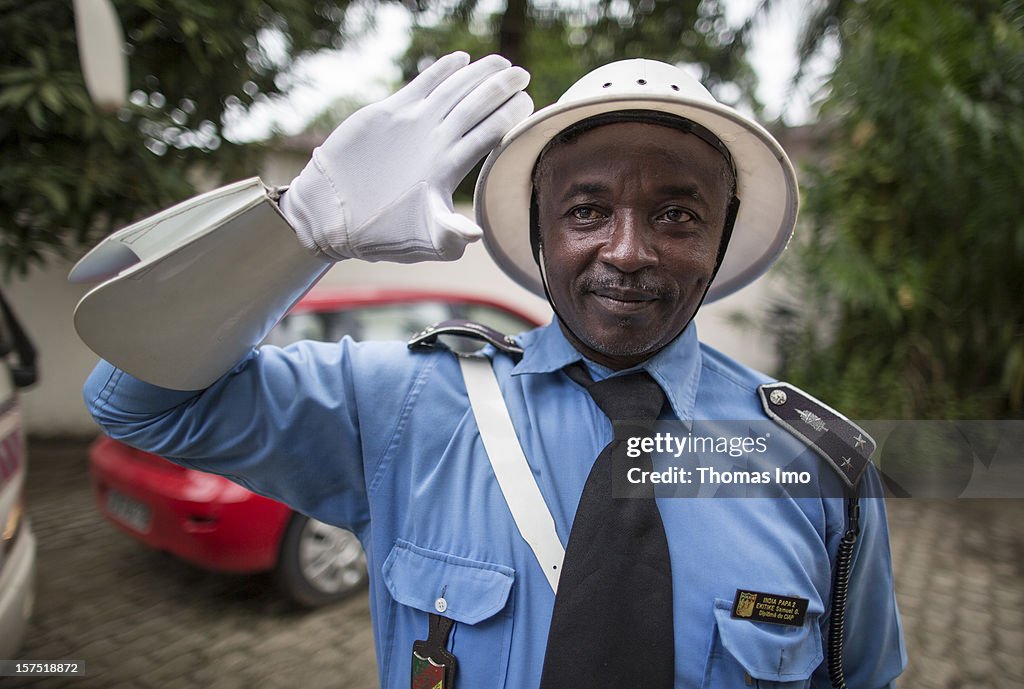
[{"left": 458, "top": 356, "right": 564, "bottom": 592}]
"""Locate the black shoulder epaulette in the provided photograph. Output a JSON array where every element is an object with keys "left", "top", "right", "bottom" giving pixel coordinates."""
[
  {"left": 758, "top": 382, "right": 875, "bottom": 489},
  {"left": 407, "top": 319, "right": 524, "bottom": 358}
]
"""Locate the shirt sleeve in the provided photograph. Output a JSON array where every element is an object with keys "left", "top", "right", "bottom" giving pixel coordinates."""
[
  {"left": 814, "top": 465, "right": 909, "bottom": 689},
  {"left": 83, "top": 337, "right": 423, "bottom": 535}
]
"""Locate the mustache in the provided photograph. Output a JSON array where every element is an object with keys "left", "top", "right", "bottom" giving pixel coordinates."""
[{"left": 578, "top": 271, "right": 673, "bottom": 296}]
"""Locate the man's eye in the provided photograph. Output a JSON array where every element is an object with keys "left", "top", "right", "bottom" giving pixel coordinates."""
[
  {"left": 661, "top": 207, "right": 695, "bottom": 223},
  {"left": 570, "top": 206, "right": 600, "bottom": 221}
]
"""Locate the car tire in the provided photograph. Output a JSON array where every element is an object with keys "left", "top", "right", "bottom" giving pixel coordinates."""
[{"left": 274, "top": 513, "right": 367, "bottom": 608}]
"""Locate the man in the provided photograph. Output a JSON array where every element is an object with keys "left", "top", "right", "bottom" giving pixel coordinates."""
[{"left": 79, "top": 53, "right": 906, "bottom": 688}]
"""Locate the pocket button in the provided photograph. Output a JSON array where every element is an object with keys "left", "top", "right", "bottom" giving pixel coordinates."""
[{"left": 434, "top": 597, "right": 448, "bottom": 613}]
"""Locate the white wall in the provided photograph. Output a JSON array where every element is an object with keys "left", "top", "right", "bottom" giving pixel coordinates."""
[
  {"left": 4, "top": 239, "right": 556, "bottom": 437},
  {"left": 262, "top": 148, "right": 784, "bottom": 371},
  {"left": 695, "top": 276, "right": 783, "bottom": 373},
  {"left": 7, "top": 258, "right": 102, "bottom": 436},
  {"left": 5, "top": 246, "right": 781, "bottom": 438},
  {"left": 9, "top": 144, "right": 787, "bottom": 436}
]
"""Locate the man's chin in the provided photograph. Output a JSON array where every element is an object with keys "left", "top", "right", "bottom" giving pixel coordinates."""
[
  {"left": 555, "top": 302, "right": 692, "bottom": 368},
  {"left": 591, "top": 339, "right": 662, "bottom": 362},
  {"left": 570, "top": 327, "right": 674, "bottom": 369}
]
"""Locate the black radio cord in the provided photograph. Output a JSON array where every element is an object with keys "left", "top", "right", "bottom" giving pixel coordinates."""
[{"left": 828, "top": 492, "right": 861, "bottom": 689}]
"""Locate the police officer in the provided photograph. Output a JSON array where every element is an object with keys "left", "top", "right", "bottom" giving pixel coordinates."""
[{"left": 78, "top": 53, "right": 907, "bottom": 688}]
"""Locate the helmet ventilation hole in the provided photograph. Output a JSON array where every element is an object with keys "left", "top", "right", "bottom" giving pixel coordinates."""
[
  {"left": 637, "top": 79, "right": 647, "bottom": 85},
  {"left": 602, "top": 82, "right": 612, "bottom": 88},
  {"left": 670, "top": 84, "right": 680, "bottom": 91}
]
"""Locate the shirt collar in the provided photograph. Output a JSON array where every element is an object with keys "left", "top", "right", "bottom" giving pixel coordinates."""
[{"left": 512, "top": 319, "right": 702, "bottom": 421}]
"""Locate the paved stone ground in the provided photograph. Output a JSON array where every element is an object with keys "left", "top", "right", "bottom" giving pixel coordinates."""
[
  {"left": 886, "top": 498, "right": 1024, "bottom": 689},
  {"left": 9, "top": 439, "right": 377, "bottom": 689},
  {"left": 7, "top": 438, "right": 1024, "bottom": 689}
]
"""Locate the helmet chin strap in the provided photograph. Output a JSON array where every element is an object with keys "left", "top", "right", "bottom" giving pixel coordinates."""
[{"left": 535, "top": 194, "right": 740, "bottom": 366}]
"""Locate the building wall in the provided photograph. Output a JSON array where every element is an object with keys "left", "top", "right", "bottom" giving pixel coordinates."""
[
  {"left": 6, "top": 251, "right": 783, "bottom": 438},
  {"left": 10, "top": 129, "right": 808, "bottom": 436},
  {"left": 7, "top": 258, "right": 101, "bottom": 436}
]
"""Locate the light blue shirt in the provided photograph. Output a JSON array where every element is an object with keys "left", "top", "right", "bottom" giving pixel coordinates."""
[{"left": 84, "top": 320, "right": 906, "bottom": 688}]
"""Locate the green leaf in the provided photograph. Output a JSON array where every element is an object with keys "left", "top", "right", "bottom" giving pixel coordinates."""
[
  {"left": 25, "top": 99, "right": 46, "bottom": 128},
  {"left": 0, "top": 83, "right": 36, "bottom": 109},
  {"left": 39, "top": 83, "right": 64, "bottom": 114},
  {"left": 32, "top": 179, "right": 70, "bottom": 214}
]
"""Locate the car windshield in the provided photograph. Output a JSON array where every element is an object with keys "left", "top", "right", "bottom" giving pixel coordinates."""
[{"left": 262, "top": 299, "right": 534, "bottom": 353}]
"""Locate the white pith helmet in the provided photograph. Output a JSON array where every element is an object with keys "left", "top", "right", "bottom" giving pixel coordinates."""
[{"left": 475, "top": 58, "right": 799, "bottom": 302}]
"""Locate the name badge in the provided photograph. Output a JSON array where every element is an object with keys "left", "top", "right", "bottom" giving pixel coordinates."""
[{"left": 731, "top": 589, "right": 809, "bottom": 627}]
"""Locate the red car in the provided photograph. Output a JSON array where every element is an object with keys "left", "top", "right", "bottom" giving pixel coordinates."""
[{"left": 90, "top": 288, "right": 541, "bottom": 607}]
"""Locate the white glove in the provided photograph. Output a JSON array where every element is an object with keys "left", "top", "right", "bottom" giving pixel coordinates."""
[{"left": 280, "top": 52, "right": 533, "bottom": 263}]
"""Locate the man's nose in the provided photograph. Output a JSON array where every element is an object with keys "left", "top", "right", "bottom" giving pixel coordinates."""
[{"left": 598, "top": 209, "right": 657, "bottom": 272}]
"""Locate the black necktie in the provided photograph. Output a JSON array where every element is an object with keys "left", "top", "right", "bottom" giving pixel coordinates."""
[{"left": 539, "top": 364, "right": 675, "bottom": 689}]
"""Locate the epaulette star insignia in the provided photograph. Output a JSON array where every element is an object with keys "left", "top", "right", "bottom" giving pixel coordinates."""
[{"left": 758, "top": 382, "right": 876, "bottom": 489}]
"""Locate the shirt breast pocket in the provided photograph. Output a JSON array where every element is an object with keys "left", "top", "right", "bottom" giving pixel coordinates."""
[
  {"left": 381, "top": 539, "right": 515, "bottom": 689},
  {"left": 702, "top": 598, "right": 823, "bottom": 689}
]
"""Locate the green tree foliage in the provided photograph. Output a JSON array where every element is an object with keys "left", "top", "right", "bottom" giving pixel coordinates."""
[
  {"left": 771, "top": 0, "right": 1024, "bottom": 418},
  {"left": 401, "top": 0, "right": 756, "bottom": 112},
  {"left": 399, "top": 0, "right": 756, "bottom": 199},
  {"left": 0, "top": 0, "right": 356, "bottom": 275}
]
